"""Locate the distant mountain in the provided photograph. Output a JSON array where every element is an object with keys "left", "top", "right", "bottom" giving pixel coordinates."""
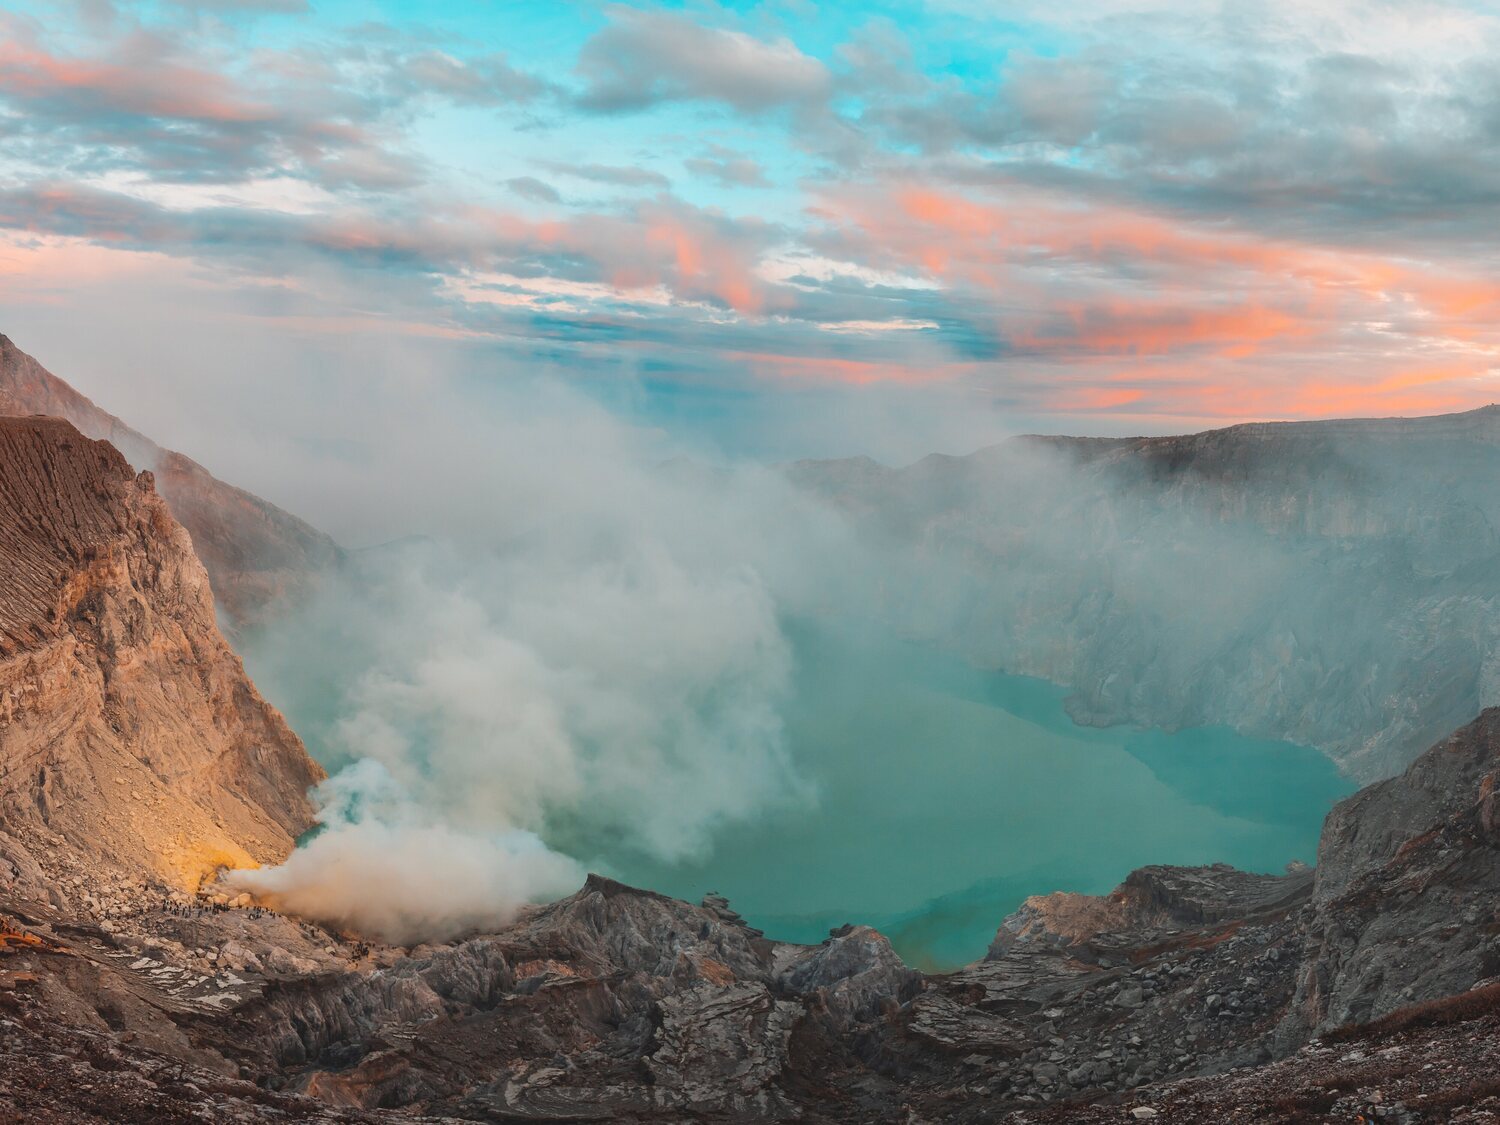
[
  {"left": 0, "top": 333, "right": 340, "bottom": 628},
  {"left": 791, "top": 407, "right": 1500, "bottom": 780}
]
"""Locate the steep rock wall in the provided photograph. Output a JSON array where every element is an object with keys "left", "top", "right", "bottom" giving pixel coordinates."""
[{"left": 0, "top": 417, "right": 324, "bottom": 889}]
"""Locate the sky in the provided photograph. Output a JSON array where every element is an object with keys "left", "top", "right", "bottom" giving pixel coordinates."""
[{"left": 2, "top": 0, "right": 1500, "bottom": 466}]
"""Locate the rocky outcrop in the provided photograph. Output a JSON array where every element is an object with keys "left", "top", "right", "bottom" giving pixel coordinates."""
[
  {"left": 989, "top": 864, "right": 1314, "bottom": 957},
  {"left": 4, "top": 703, "right": 1500, "bottom": 1122},
  {"left": 1019, "top": 985, "right": 1500, "bottom": 1124},
  {"left": 1284, "top": 708, "right": 1500, "bottom": 1038},
  {"left": 791, "top": 406, "right": 1500, "bottom": 780},
  {"left": 937, "top": 708, "right": 1500, "bottom": 1109},
  {"left": 9, "top": 874, "right": 1498, "bottom": 1125},
  {"left": 0, "top": 417, "right": 324, "bottom": 891},
  {"left": 0, "top": 867, "right": 922, "bottom": 1121},
  {"left": 208, "top": 875, "right": 919, "bottom": 1119},
  {"left": 0, "top": 333, "right": 340, "bottom": 627}
]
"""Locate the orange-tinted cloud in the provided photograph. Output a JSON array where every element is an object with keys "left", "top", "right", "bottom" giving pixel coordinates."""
[
  {"left": 0, "top": 39, "right": 276, "bottom": 124},
  {"left": 1016, "top": 300, "right": 1316, "bottom": 358},
  {"left": 810, "top": 181, "right": 1500, "bottom": 420},
  {"left": 729, "top": 351, "right": 970, "bottom": 386}
]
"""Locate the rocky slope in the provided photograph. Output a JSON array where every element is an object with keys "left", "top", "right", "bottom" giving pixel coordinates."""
[
  {"left": 5, "top": 702, "right": 1500, "bottom": 1121},
  {"left": 0, "top": 416, "right": 324, "bottom": 893},
  {"left": 791, "top": 407, "right": 1500, "bottom": 781},
  {"left": 0, "top": 333, "right": 340, "bottom": 627}
]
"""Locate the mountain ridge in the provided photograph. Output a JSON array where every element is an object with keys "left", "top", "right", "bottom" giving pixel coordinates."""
[
  {"left": 0, "top": 333, "right": 341, "bottom": 628},
  {"left": 790, "top": 406, "right": 1500, "bottom": 781}
]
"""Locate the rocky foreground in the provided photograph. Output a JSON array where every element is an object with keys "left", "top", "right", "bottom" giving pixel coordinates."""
[{"left": 4, "top": 708, "right": 1500, "bottom": 1121}]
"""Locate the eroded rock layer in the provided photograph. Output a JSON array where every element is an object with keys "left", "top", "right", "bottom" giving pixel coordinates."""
[
  {"left": 0, "top": 333, "right": 340, "bottom": 627},
  {"left": 0, "top": 416, "right": 324, "bottom": 890}
]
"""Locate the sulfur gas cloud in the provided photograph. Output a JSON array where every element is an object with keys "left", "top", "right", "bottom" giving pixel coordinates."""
[{"left": 228, "top": 354, "right": 873, "bottom": 941}]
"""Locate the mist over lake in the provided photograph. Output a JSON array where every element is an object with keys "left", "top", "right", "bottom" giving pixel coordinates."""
[{"left": 246, "top": 599, "right": 1352, "bottom": 970}]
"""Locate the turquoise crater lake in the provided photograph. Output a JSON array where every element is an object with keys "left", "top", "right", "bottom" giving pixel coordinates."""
[{"left": 607, "top": 620, "right": 1355, "bottom": 971}]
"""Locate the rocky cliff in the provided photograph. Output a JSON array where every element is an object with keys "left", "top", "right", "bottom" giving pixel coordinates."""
[
  {"left": 1287, "top": 708, "right": 1500, "bottom": 1037},
  {"left": 791, "top": 407, "right": 1500, "bottom": 781},
  {"left": 0, "top": 334, "right": 340, "bottom": 627},
  {"left": 0, "top": 416, "right": 324, "bottom": 892}
]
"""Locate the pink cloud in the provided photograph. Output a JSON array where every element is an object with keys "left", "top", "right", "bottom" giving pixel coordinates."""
[
  {"left": 0, "top": 37, "right": 277, "bottom": 125},
  {"left": 728, "top": 351, "right": 969, "bottom": 386},
  {"left": 810, "top": 181, "right": 1500, "bottom": 418}
]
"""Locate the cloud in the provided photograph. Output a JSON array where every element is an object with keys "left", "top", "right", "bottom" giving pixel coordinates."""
[
  {"left": 6, "top": 0, "right": 1500, "bottom": 435},
  {"left": 0, "top": 18, "right": 549, "bottom": 194},
  {"left": 505, "top": 175, "right": 562, "bottom": 204},
  {"left": 393, "top": 50, "right": 549, "bottom": 106},
  {"left": 574, "top": 8, "right": 830, "bottom": 113},
  {"left": 685, "top": 146, "right": 771, "bottom": 188},
  {"left": 164, "top": 0, "right": 311, "bottom": 12},
  {"left": 0, "top": 181, "right": 791, "bottom": 315},
  {"left": 540, "top": 161, "right": 672, "bottom": 189},
  {"left": 0, "top": 31, "right": 278, "bottom": 125},
  {"left": 0, "top": 24, "right": 422, "bottom": 189},
  {"left": 862, "top": 11, "right": 1500, "bottom": 247}
]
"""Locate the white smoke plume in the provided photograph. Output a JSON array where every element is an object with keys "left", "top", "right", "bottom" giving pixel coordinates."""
[
  {"left": 226, "top": 822, "right": 582, "bottom": 944},
  {"left": 225, "top": 763, "right": 584, "bottom": 943},
  {"left": 225, "top": 362, "right": 863, "bottom": 941}
]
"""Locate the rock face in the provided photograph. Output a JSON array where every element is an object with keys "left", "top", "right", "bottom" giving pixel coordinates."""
[
  {"left": 0, "top": 417, "right": 324, "bottom": 891},
  {"left": 0, "top": 870, "right": 924, "bottom": 1122},
  {"left": 215, "top": 876, "right": 921, "bottom": 1119},
  {"left": 1286, "top": 708, "right": 1500, "bottom": 1037},
  {"left": 933, "top": 708, "right": 1500, "bottom": 1110},
  {"left": 791, "top": 407, "right": 1500, "bottom": 780},
  {"left": 1017, "top": 984, "right": 1500, "bottom": 1124},
  {"left": 989, "top": 864, "right": 1315, "bottom": 958},
  {"left": 0, "top": 333, "right": 340, "bottom": 627}
]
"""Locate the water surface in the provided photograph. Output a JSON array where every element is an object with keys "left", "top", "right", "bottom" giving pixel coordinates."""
[{"left": 607, "top": 620, "right": 1353, "bottom": 970}]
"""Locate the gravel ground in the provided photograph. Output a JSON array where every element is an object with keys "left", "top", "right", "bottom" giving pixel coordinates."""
[{"left": 1011, "top": 985, "right": 1500, "bottom": 1124}]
